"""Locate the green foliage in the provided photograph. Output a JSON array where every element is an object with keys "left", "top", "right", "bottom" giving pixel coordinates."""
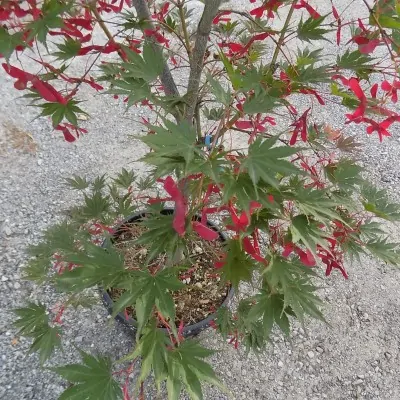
[
  {"left": 134, "top": 213, "right": 181, "bottom": 260},
  {"left": 54, "top": 38, "right": 81, "bottom": 60},
  {"left": 297, "top": 16, "right": 331, "bottom": 42},
  {"left": 122, "top": 43, "right": 165, "bottom": 82},
  {"left": 121, "top": 322, "right": 224, "bottom": 399},
  {"left": 246, "top": 291, "right": 291, "bottom": 337},
  {"left": 337, "top": 50, "right": 374, "bottom": 72},
  {"left": 325, "top": 159, "right": 363, "bottom": 190},
  {"left": 220, "top": 239, "right": 255, "bottom": 289},
  {"left": 26, "top": 0, "right": 68, "bottom": 44},
  {"left": 296, "top": 48, "right": 324, "bottom": 67},
  {"left": 112, "top": 168, "right": 136, "bottom": 189},
  {"left": 290, "top": 215, "right": 328, "bottom": 253},
  {"left": 39, "top": 100, "right": 87, "bottom": 128},
  {"left": 243, "top": 87, "right": 281, "bottom": 114},
  {"left": 202, "top": 106, "right": 224, "bottom": 121},
  {"left": 139, "top": 120, "right": 198, "bottom": 176},
  {"left": 264, "top": 256, "right": 325, "bottom": 323},
  {"left": 6, "top": 1, "right": 400, "bottom": 399},
  {"left": 241, "top": 137, "right": 300, "bottom": 188},
  {"left": 14, "top": 303, "right": 61, "bottom": 364},
  {"left": 365, "top": 238, "right": 400, "bottom": 265},
  {"left": 166, "top": 339, "right": 225, "bottom": 400},
  {"left": 52, "top": 350, "right": 122, "bottom": 400},
  {"left": 361, "top": 184, "right": 400, "bottom": 221},
  {"left": 0, "top": 27, "right": 25, "bottom": 60},
  {"left": 65, "top": 175, "right": 90, "bottom": 190},
  {"left": 206, "top": 73, "right": 231, "bottom": 106}
]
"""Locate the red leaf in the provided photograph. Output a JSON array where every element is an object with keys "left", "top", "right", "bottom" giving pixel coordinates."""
[
  {"left": 235, "top": 120, "right": 253, "bottom": 130},
  {"left": 371, "top": 83, "right": 378, "bottom": 98},
  {"left": 164, "top": 176, "right": 186, "bottom": 236},
  {"left": 192, "top": 221, "right": 219, "bottom": 241},
  {"left": 359, "top": 39, "right": 380, "bottom": 54},
  {"left": 243, "top": 237, "right": 266, "bottom": 263},
  {"left": 282, "top": 243, "right": 294, "bottom": 258},
  {"left": 2, "top": 63, "right": 34, "bottom": 83},
  {"left": 31, "top": 78, "right": 67, "bottom": 104},
  {"left": 295, "top": 248, "right": 316, "bottom": 266},
  {"left": 56, "top": 125, "right": 76, "bottom": 142},
  {"left": 294, "top": 0, "right": 320, "bottom": 19},
  {"left": 299, "top": 88, "right": 325, "bottom": 105},
  {"left": 213, "top": 11, "right": 231, "bottom": 24}
]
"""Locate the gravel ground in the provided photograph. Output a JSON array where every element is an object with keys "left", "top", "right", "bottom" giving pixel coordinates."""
[{"left": 1, "top": 1, "right": 400, "bottom": 399}]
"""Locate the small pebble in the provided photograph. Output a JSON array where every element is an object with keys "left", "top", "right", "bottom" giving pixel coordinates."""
[{"left": 307, "top": 351, "right": 315, "bottom": 359}]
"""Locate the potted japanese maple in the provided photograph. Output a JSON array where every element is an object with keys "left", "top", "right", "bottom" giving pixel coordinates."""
[{"left": 4, "top": 0, "right": 400, "bottom": 398}]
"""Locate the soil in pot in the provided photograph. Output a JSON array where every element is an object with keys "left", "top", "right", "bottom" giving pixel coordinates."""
[{"left": 108, "top": 221, "right": 230, "bottom": 326}]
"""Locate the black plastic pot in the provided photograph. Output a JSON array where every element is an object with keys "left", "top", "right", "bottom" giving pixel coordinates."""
[{"left": 101, "top": 208, "right": 234, "bottom": 337}]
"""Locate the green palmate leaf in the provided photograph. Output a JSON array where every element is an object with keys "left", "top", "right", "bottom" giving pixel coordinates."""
[
  {"left": 246, "top": 291, "right": 291, "bottom": 337},
  {"left": 65, "top": 175, "right": 90, "bottom": 190},
  {"left": 0, "top": 27, "right": 25, "bottom": 60},
  {"left": 361, "top": 184, "right": 400, "bottom": 221},
  {"left": 139, "top": 120, "right": 198, "bottom": 175},
  {"left": 221, "top": 239, "right": 255, "bottom": 289},
  {"left": 52, "top": 351, "right": 122, "bottom": 400},
  {"left": 112, "top": 168, "right": 136, "bottom": 189},
  {"left": 214, "top": 306, "right": 236, "bottom": 340},
  {"left": 243, "top": 87, "right": 281, "bottom": 114},
  {"left": 122, "top": 43, "right": 164, "bottom": 82},
  {"left": 54, "top": 38, "right": 82, "bottom": 60},
  {"left": 206, "top": 73, "right": 231, "bottom": 106},
  {"left": 287, "top": 185, "right": 344, "bottom": 222},
  {"left": 337, "top": 50, "right": 374, "bottom": 71},
  {"left": 26, "top": 0, "right": 67, "bottom": 44},
  {"left": 14, "top": 302, "right": 61, "bottom": 364},
  {"left": 134, "top": 213, "right": 181, "bottom": 261},
  {"left": 55, "top": 244, "right": 126, "bottom": 292},
  {"left": 296, "top": 47, "right": 324, "bottom": 66},
  {"left": 39, "top": 100, "right": 86, "bottom": 128},
  {"left": 220, "top": 172, "right": 262, "bottom": 210},
  {"left": 106, "top": 78, "right": 151, "bottom": 107},
  {"left": 167, "top": 339, "right": 226, "bottom": 400},
  {"left": 263, "top": 256, "right": 325, "bottom": 323},
  {"left": 241, "top": 137, "right": 300, "bottom": 188},
  {"left": 365, "top": 238, "right": 400, "bottom": 265},
  {"left": 297, "top": 16, "right": 331, "bottom": 42},
  {"left": 120, "top": 320, "right": 169, "bottom": 391},
  {"left": 202, "top": 106, "right": 224, "bottom": 121},
  {"left": 325, "top": 159, "right": 363, "bottom": 190},
  {"left": 81, "top": 192, "right": 111, "bottom": 220},
  {"left": 135, "top": 268, "right": 184, "bottom": 337},
  {"left": 391, "top": 29, "right": 400, "bottom": 53},
  {"left": 290, "top": 215, "right": 329, "bottom": 254},
  {"left": 219, "top": 51, "right": 242, "bottom": 90},
  {"left": 287, "top": 64, "right": 332, "bottom": 84},
  {"left": 359, "top": 220, "right": 386, "bottom": 238},
  {"left": 92, "top": 174, "right": 107, "bottom": 192}
]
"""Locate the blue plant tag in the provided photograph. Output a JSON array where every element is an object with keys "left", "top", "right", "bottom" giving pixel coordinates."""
[{"left": 205, "top": 134, "right": 212, "bottom": 150}]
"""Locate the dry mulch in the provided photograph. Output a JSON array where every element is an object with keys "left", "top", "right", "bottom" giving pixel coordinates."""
[{"left": 109, "top": 219, "right": 230, "bottom": 326}]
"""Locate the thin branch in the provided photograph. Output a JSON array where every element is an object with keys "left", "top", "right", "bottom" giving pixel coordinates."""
[
  {"left": 361, "top": 0, "right": 397, "bottom": 62},
  {"left": 177, "top": 0, "right": 192, "bottom": 60},
  {"left": 270, "top": 1, "right": 296, "bottom": 69},
  {"left": 132, "top": 0, "right": 180, "bottom": 98},
  {"left": 184, "top": 0, "right": 223, "bottom": 123}
]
